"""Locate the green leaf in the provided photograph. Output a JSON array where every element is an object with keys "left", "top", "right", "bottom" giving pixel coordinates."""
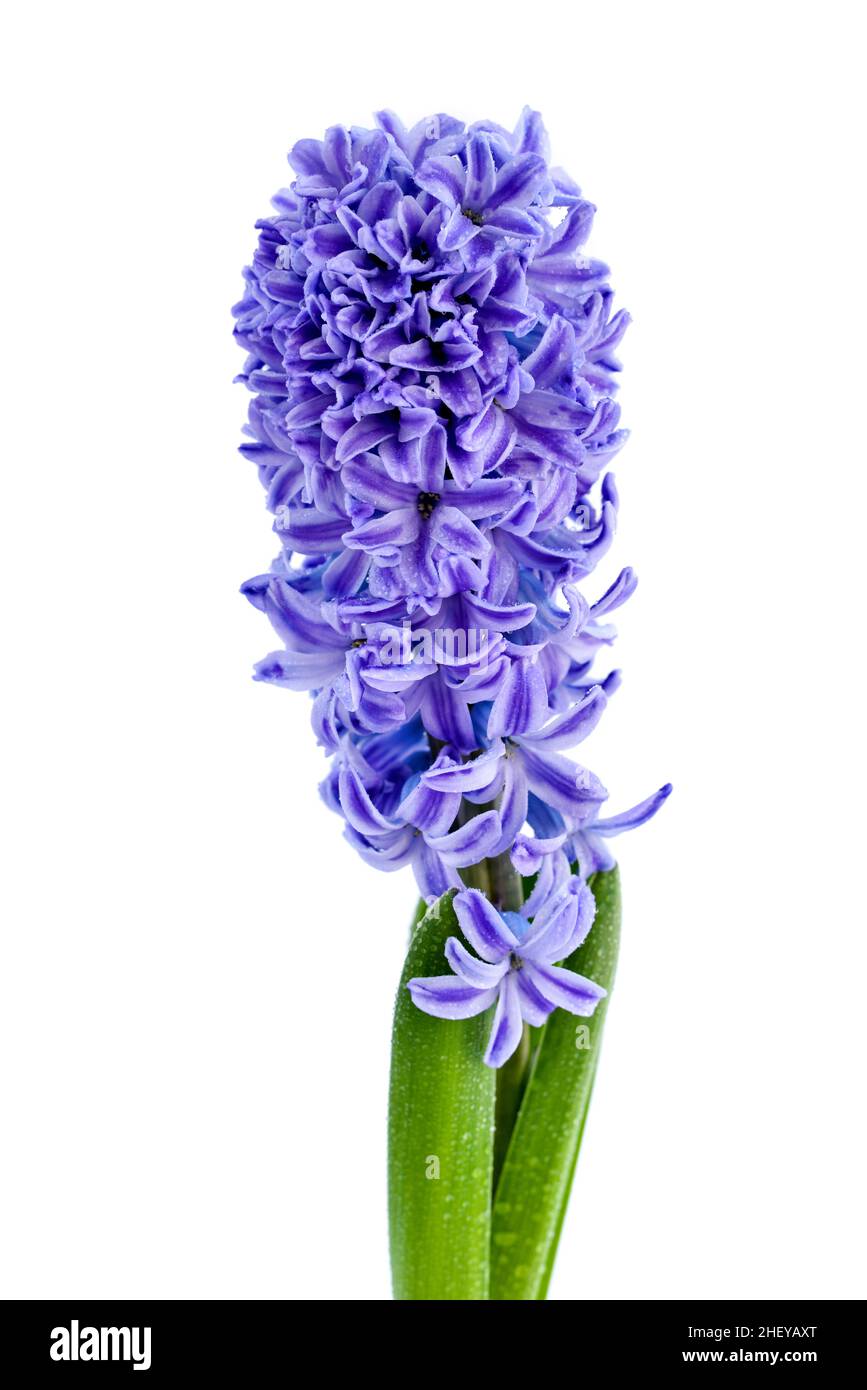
[
  {"left": 389, "top": 889, "right": 497, "bottom": 1300},
  {"left": 489, "top": 867, "right": 622, "bottom": 1300}
]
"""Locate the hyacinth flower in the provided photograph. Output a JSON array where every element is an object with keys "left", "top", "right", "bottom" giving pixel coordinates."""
[
  {"left": 408, "top": 883, "right": 605, "bottom": 1067},
  {"left": 233, "top": 108, "right": 669, "bottom": 1301}
]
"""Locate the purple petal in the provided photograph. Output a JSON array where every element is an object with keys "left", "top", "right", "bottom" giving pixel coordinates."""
[
  {"left": 592, "top": 783, "right": 672, "bottom": 835},
  {"left": 390, "top": 335, "right": 482, "bottom": 373},
  {"left": 322, "top": 548, "right": 370, "bottom": 599},
  {"left": 335, "top": 415, "right": 397, "bottom": 463},
  {"left": 397, "top": 780, "right": 460, "bottom": 836},
  {"left": 464, "top": 133, "right": 496, "bottom": 209},
  {"left": 483, "top": 207, "right": 540, "bottom": 238},
  {"left": 590, "top": 567, "right": 638, "bottom": 618},
  {"left": 362, "top": 657, "right": 437, "bottom": 691},
  {"left": 398, "top": 407, "right": 438, "bottom": 442},
  {"left": 445, "top": 937, "right": 509, "bottom": 989},
  {"left": 453, "top": 888, "right": 518, "bottom": 963},
  {"left": 343, "top": 507, "right": 420, "bottom": 551},
  {"left": 351, "top": 824, "right": 417, "bottom": 871},
  {"left": 513, "top": 417, "right": 584, "bottom": 469},
  {"left": 253, "top": 649, "right": 343, "bottom": 691},
  {"left": 548, "top": 200, "right": 596, "bottom": 253},
  {"left": 484, "top": 974, "right": 523, "bottom": 1067},
  {"left": 437, "top": 370, "right": 484, "bottom": 419},
  {"left": 412, "top": 839, "right": 463, "bottom": 901},
  {"left": 418, "top": 425, "right": 447, "bottom": 491},
  {"left": 303, "top": 223, "right": 353, "bottom": 265},
  {"left": 520, "top": 685, "right": 607, "bottom": 751},
  {"left": 495, "top": 755, "right": 529, "bottom": 848},
  {"left": 487, "top": 658, "right": 549, "bottom": 738},
  {"left": 512, "top": 107, "right": 550, "bottom": 160},
  {"left": 516, "top": 970, "right": 556, "bottom": 1028},
  {"left": 356, "top": 686, "right": 406, "bottom": 730},
  {"left": 425, "top": 810, "right": 502, "bottom": 867},
  {"left": 284, "top": 395, "right": 330, "bottom": 431},
  {"left": 488, "top": 153, "right": 547, "bottom": 210},
  {"left": 289, "top": 138, "right": 327, "bottom": 177},
  {"left": 419, "top": 679, "right": 476, "bottom": 751},
  {"left": 522, "top": 848, "right": 571, "bottom": 917},
  {"left": 438, "top": 205, "right": 482, "bottom": 252},
  {"left": 521, "top": 879, "right": 595, "bottom": 964},
  {"left": 568, "top": 829, "right": 615, "bottom": 878},
  {"left": 444, "top": 655, "right": 511, "bottom": 702},
  {"left": 462, "top": 595, "right": 536, "bottom": 633},
  {"left": 414, "top": 154, "right": 465, "bottom": 207},
  {"left": 514, "top": 389, "right": 587, "bottom": 430},
  {"left": 338, "top": 766, "right": 395, "bottom": 835},
  {"left": 429, "top": 505, "right": 489, "bottom": 558},
  {"left": 510, "top": 830, "right": 567, "bottom": 876},
  {"left": 420, "top": 740, "right": 505, "bottom": 793},
  {"left": 442, "top": 478, "right": 521, "bottom": 520},
  {"left": 262, "top": 579, "right": 341, "bottom": 651},
  {"left": 523, "top": 961, "right": 606, "bottom": 1016},
  {"left": 520, "top": 744, "right": 607, "bottom": 818},
  {"left": 408, "top": 976, "right": 498, "bottom": 1020},
  {"left": 522, "top": 316, "right": 577, "bottom": 390},
  {"left": 447, "top": 411, "right": 516, "bottom": 486},
  {"left": 342, "top": 460, "right": 417, "bottom": 511},
  {"left": 275, "top": 509, "right": 348, "bottom": 554}
]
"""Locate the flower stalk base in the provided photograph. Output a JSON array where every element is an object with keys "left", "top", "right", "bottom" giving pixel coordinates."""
[{"left": 389, "top": 867, "right": 621, "bottom": 1300}]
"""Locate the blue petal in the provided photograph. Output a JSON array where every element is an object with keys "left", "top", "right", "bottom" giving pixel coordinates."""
[
  {"left": 425, "top": 810, "right": 502, "bottom": 867},
  {"left": 520, "top": 685, "right": 607, "bottom": 751},
  {"left": 487, "top": 658, "right": 549, "bottom": 738},
  {"left": 592, "top": 783, "right": 673, "bottom": 835},
  {"left": 523, "top": 962, "right": 606, "bottom": 1017},
  {"left": 484, "top": 974, "right": 523, "bottom": 1067},
  {"left": 445, "top": 937, "right": 508, "bottom": 989},
  {"left": 520, "top": 744, "right": 608, "bottom": 819},
  {"left": 453, "top": 888, "right": 518, "bottom": 962},
  {"left": 408, "top": 976, "right": 498, "bottom": 1020}
]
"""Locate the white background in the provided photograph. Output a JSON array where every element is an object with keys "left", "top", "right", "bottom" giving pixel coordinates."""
[{"left": 2, "top": 0, "right": 865, "bottom": 1301}]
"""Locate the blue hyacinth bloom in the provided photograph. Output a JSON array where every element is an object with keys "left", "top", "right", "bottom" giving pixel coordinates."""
[{"left": 233, "top": 109, "right": 668, "bottom": 1063}]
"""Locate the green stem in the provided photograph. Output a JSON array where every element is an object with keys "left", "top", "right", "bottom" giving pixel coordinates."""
[
  {"left": 489, "top": 868, "right": 621, "bottom": 1299},
  {"left": 487, "top": 847, "right": 524, "bottom": 911},
  {"left": 389, "top": 891, "right": 496, "bottom": 1300},
  {"left": 493, "top": 1022, "right": 531, "bottom": 1188}
]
